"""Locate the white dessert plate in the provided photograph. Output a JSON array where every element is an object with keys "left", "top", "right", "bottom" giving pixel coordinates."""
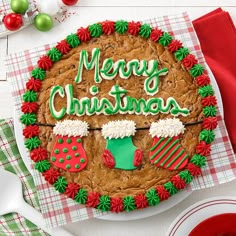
[
  {"left": 166, "top": 196, "right": 236, "bottom": 236},
  {"left": 14, "top": 62, "right": 223, "bottom": 221}
]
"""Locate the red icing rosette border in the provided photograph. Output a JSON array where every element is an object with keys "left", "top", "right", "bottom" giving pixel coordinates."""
[{"left": 20, "top": 20, "right": 217, "bottom": 213}]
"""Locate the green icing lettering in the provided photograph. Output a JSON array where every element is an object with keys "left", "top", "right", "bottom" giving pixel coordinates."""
[
  {"left": 49, "top": 84, "right": 189, "bottom": 118},
  {"left": 75, "top": 48, "right": 101, "bottom": 83},
  {"left": 49, "top": 85, "right": 66, "bottom": 120},
  {"left": 74, "top": 48, "right": 168, "bottom": 96},
  {"left": 144, "top": 66, "right": 168, "bottom": 95}
]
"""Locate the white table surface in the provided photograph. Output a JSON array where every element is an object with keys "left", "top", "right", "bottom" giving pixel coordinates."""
[{"left": 0, "top": 1, "right": 236, "bottom": 235}]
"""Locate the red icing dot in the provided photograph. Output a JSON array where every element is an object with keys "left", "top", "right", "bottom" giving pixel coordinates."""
[
  {"left": 182, "top": 54, "right": 198, "bottom": 68},
  {"left": 156, "top": 186, "right": 170, "bottom": 201},
  {"left": 150, "top": 28, "right": 163, "bottom": 42},
  {"left": 128, "top": 21, "right": 141, "bottom": 36},
  {"left": 43, "top": 167, "right": 60, "bottom": 184},
  {"left": 23, "top": 125, "right": 39, "bottom": 138},
  {"left": 134, "top": 194, "right": 148, "bottom": 209},
  {"left": 168, "top": 39, "right": 183, "bottom": 53},
  {"left": 187, "top": 163, "right": 202, "bottom": 176},
  {"left": 86, "top": 192, "right": 100, "bottom": 208},
  {"left": 65, "top": 183, "right": 80, "bottom": 199},
  {"left": 196, "top": 141, "right": 211, "bottom": 156},
  {"left": 202, "top": 96, "right": 217, "bottom": 107},
  {"left": 37, "top": 55, "right": 53, "bottom": 70},
  {"left": 26, "top": 78, "right": 42, "bottom": 92},
  {"left": 202, "top": 117, "right": 218, "bottom": 130},
  {"left": 171, "top": 175, "right": 186, "bottom": 190},
  {"left": 101, "top": 20, "right": 115, "bottom": 35},
  {"left": 195, "top": 74, "right": 210, "bottom": 86},
  {"left": 30, "top": 147, "right": 48, "bottom": 162},
  {"left": 21, "top": 102, "right": 38, "bottom": 113},
  {"left": 77, "top": 27, "right": 91, "bottom": 42},
  {"left": 110, "top": 197, "right": 124, "bottom": 213},
  {"left": 56, "top": 40, "right": 71, "bottom": 54}
]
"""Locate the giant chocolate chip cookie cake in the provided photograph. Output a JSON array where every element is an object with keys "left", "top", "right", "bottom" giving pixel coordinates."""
[{"left": 20, "top": 20, "right": 218, "bottom": 213}]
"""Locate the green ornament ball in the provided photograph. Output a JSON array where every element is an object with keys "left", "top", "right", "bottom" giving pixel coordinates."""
[
  {"left": 10, "top": 0, "right": 29, "bottom": 14},
  {"left": 34, "top": 13, "right": 53, "bottom": 32}
]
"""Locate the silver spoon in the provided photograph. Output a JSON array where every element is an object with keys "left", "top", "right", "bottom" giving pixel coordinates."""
[{"left": 0, "top": 168, "right": 73, "bottom": 236}]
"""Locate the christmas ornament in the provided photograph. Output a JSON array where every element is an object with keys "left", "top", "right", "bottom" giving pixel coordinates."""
[
  {"left": 1, "top": 0, "right": 79, "bottom": 34},
  {"left": 149, "top": 118, "right": 189, "bottom": 170},
  {"left": 36, "top": 0, "right": 61, "bottom": 16},
  {"left": 10, "top": 0, "right": 29, "bottom": 14},
  {"left": 101, "top": 120, "right": 143, "bottom": 170},
  {"left": 51, "top": 120, "right": 89, "bottom": 172},
  {"left": 3, "top": 13, "right": 23, "bottom": 31},
  {"left": 34, "top": 13, "right": 53, "bottom": 32},
  {"left": 62, "top": 0, "right": 78, "bottom": 6}
]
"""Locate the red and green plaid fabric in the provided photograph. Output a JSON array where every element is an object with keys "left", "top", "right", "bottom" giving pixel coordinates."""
[
  {"left": 0, "top": 118, "right": 48, "bottom": 236},
  {"left": 4, "top": 12, "right": 236, "bottom": 228}
]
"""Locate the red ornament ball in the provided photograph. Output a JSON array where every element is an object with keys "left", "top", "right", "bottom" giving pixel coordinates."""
[
  {"left": 3, "top": 13, "right": 23, "bottom": 31},
  {"left": 62, "top": 0, "right": 78, "bottom": 6}
]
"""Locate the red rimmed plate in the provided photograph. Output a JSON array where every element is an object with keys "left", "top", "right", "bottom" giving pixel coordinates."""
[{"left": 166, "top": 197, "right": 236, "bottom": 236}]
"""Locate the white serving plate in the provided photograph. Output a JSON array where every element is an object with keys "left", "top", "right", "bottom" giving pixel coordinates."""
[
  {"left": 166, "top": 196, "right": 236, "bottom": 236},
  {"left": 14, "top": 62, "right": 223, "bottom": 221}
]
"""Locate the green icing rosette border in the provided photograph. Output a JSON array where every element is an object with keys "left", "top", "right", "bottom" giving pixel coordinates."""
[{"left": 20, "top": 20, "right": 217, "bottom": 213}]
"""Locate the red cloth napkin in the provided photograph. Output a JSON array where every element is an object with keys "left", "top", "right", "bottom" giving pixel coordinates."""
[{"left": 193, "top": 8, "right": 236, "bottom": 153}]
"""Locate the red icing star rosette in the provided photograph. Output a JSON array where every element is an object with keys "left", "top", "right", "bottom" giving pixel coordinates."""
[{"left": 20, "top": 20, "right": 218, "bottom": 213}]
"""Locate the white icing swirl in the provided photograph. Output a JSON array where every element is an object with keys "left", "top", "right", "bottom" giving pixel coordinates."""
[
  {"left": 149, "top": 118, "right": 185, "bottom": 138},
  {"left": 53, "top": 120, "right": 89, "bottom": 137},
  {"left": 102, "top": 120, "right": 136, "bottom": 139}
]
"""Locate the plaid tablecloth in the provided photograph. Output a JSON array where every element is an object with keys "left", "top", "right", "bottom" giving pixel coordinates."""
[
  {"left": 5, "top": 12, "right": 236, "bottom": 228},
  {"left": 0, "top": 119, "right": 48, "bottom": 236}
]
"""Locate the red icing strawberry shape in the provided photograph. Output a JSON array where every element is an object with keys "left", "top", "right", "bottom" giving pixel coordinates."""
[
  {"left": 149, "top": 118, "right": 189, "bottom": 170},
  {"left": 51, "top": 120, "right": 89, "bottom": 172}
]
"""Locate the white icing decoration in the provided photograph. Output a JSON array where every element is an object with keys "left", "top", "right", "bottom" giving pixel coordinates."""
[
  {"left": 102, "top": 120, "right": 136, "bottom": 139},
  {"left": 89, "top": 86, "right": 99, "bottom": 95},
  {"left": 53, "top": 120, "right": 89, "bottom": 137},
  {"left": 149, "top": 118, "right": 185, "bottom": 138}
]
